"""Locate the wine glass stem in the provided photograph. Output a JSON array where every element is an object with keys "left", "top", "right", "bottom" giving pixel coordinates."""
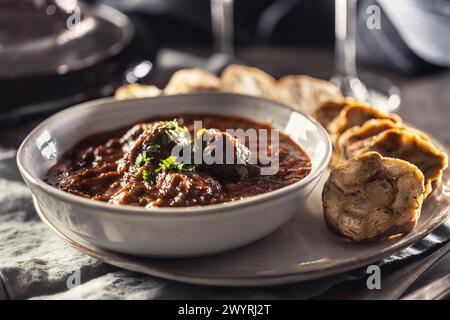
[
  {"left": 211, "top": 0, "right": 234, "bottom": 56},
  {"left": 334, "top": 0, "right": 358, "bottom": 77}
]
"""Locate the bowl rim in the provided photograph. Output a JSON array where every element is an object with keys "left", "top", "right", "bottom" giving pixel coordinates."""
[{"left": 17, "top": 93, "right": 332, "bottom": 217}]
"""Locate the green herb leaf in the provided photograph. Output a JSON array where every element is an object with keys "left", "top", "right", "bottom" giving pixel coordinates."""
[
  {"left": 155, "top": 155, "right": 197, "bottom": 174},
  {"left": 190, "top": 128, "right": 207, "bottom": 145},
  {"left": 142, "top": 170, "right": 150, "bottom": 182},
  {"left": 235, "top": 165, "right": 248, "bottom": 180},
  {"left": 196, "top": 128, "right": 207, "bottom": 138},
  {"left": 135, "top": 143, "right": 160, "bottom": 168},
  {"left": 162, "top": 119, "right": 188, "bottom": 143},
  {"left": 160, "top": 155, "right": 177, "bottom": 170}
]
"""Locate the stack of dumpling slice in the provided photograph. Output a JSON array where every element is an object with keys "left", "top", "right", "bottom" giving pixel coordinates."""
[
  {"left": 319, "top": 99, "right": 448, "bottom": 242},
  {"left": 115, "top": 64, "right": 344, "bottom": 116}
]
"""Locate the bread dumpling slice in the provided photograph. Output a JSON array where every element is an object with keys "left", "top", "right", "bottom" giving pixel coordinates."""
[
  {"left": 221, "top": 64, "right": 276, "bottom": 99},
  {"left": 337, "top": 119, "right": 431, "bottom": 161},
  {"left": 314, "top": 99, "right": 347, "bottom": 127},
  {"left": 115, "top": 83, "right": 162, "bottom": 100},
  {"left": 332, "top": 119, "right": 398, "bottom": 166},
  {"left": 336, "top": 119, "right": 428, "bottom": 161},
  {"left": 274, "top": 75, "right": 343, "bottom": 115},
  {"left": 323, "top": 152, "right": 425, "bottom": 242},
  {"left": 343, "top": 128, "right": 447, "bottom": 196},
  {"left": 327, "top": 101, "right": 401, "bottom": 145},
  {"left": 164, "top": 68, "right": 221, "bottom": 95}
]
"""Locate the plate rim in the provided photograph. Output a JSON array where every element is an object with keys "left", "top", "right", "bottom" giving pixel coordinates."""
[{"left": 33, "top": 188, "right": 450, "bottom": 286}]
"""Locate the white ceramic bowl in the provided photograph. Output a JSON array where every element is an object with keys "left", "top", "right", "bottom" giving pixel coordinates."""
[{"left": 17, "top": 93, "right": 331, "bottom": 257}]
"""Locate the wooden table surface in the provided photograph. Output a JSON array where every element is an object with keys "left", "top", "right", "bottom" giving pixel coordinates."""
[{"left": 1, "top": 46, "right": 449, "bottom": 149}]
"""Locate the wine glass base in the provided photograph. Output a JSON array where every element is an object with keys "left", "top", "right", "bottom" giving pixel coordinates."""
[
  {"left": 331, "top": 72, "right": 401, "bottom": 114},
  {"left": 359, "top": 72, "right": 401, "bottom": 114}
]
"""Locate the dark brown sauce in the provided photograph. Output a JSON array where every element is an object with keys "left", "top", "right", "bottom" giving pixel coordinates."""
[{"left": 46, "top": 114, "right": 312, "bottom": 208}]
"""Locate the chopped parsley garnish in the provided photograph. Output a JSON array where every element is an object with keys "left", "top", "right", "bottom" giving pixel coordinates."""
[
  {"left": 162, "top": 119, "right": 188, "bottom": 144},
  {"left": 235, "top": 165, "right": 248, "bottom": 180},
  {"left": 141, "top": 155, "right": 197, "bottom": 183},
  {"left": 136, "top": 123, "right": 251, "bottom": 182},
  {"left": 135, "top": 143, "right": 160, "bottom": 168},
  {"left": 142, "top": 170, "right": 151, "bottom": 182},
  {"left": 155, "top": 156, "right": 197, "bottom": 174},
  {"left": 156, "top": 155, "right": 182, "bottom": 172},
  {"left": 196, "top": 128, "right": 207, "bottom": 139},
  {"left": 189, "top": 128, "right": 207, "bottom": 145}
]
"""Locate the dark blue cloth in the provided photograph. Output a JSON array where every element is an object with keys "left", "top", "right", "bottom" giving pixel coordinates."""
[{"left": 356, "top": 0, "right": 449, "bottom": 73}]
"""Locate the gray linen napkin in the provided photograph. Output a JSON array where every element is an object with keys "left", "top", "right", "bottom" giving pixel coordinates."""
[{"left": 1, "top": 151, "right": 449, "bottom": 300}]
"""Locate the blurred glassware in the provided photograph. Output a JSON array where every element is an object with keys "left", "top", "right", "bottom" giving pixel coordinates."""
[
  {"left": 210, "top": 0, "right": 234, "bottom": 57},
  {"left": 331, "top": 0, "right": 400, "bottom": 113},
  {"left": 207, "top": 0, "right": 238, "bottom": 74},
  {"left": 0, "top": 0, "right": 133, "bottom": 77},
  {"left": 0, "top": 0, "right": 158, "bottom": 125}
]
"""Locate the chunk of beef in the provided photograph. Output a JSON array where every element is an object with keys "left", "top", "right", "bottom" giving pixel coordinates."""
[
  {"left": 123, "top": 120, "right": 190, "bottom": 169},
  {"left": 119, "top": 123, "right": 151, "bottom": 153},
  {"left": 194, "top": 129, "right": 260, "bottom": 182},
  {"left": 150, "top": 171, "right": 222, "bottom": 207}
]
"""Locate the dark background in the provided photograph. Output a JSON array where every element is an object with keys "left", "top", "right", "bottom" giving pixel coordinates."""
[
  {"left": 0, "top": 0, "right": 449, "bottom": 149},
  {"left": 101, "top": 0, "right": 442, "bottom": 73}
]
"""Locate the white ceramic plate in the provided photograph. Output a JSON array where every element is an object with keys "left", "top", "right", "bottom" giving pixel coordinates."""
[{"left": 34, "top": 137, "right": 450, "bottom": 286}]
